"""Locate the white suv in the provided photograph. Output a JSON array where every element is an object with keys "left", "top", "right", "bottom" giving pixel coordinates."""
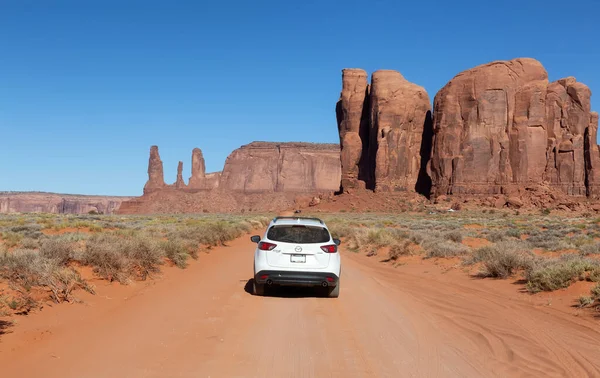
[{"left": 251, "top": 216, "right": 341, "bottom": 298}]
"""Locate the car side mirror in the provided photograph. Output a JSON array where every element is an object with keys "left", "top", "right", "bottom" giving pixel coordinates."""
[
  {"left": 250, "top": 235, "right": 261, "bottom": 243},
  {"left": 333, "top": 238, "right": 341, "bottom": 246}
]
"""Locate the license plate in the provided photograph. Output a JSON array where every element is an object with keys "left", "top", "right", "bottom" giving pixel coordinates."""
[{"left": 290, "top": 254, "right": 306, "bottom": 263}]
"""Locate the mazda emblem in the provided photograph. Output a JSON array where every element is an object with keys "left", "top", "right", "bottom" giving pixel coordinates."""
[{"left": 295, "top": 246, "right": 302, "bottom": 252}]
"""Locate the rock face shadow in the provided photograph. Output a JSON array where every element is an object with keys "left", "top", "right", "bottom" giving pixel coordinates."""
[{"left": 415, "top": 110, "right": 433, "bottom": 198}]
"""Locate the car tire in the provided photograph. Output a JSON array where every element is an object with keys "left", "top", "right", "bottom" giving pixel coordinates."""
[
  {"left": 253, "top": 281, "right": 265, "bottom": 296},
  {"left": 328, "top": 281, "right": 340, "bottom": 298}
]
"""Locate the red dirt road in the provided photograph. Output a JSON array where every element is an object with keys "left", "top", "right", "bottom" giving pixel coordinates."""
[{"left": 1, "top": 236, "right": 600, "bottom": 377}]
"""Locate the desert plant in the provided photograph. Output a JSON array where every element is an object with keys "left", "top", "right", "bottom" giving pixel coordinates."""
[
  {"left": 579, "top": 242, "right": 600, "bottom": 256},
  {"left": 591, "top": 283, "right": 600, "bottom": 299},
  {"left": 1, "top": 232, "right": 23, "bottom": 248},
  {"left": 467, "top": 241, "right": 533, "bottom": 278},
  {"left": 388, "top": 240, "right": 412, "bottom": 260},
  {"left": 20, "top": 237, "right": 40, "bottom": 249},
  {"left": 525, "top": 255, "right": 600, "bottom": 293},
  {"left": 41, "top": 267, "right": 95, "bottom": 303},
  {"left": 578, "top": 295, "right": 595, "bottom": 308},
  {"left": 161, "top": 239, "right": 190, "bottom": 268},
  {"left": 83, "top": 233, "right": 131, "bottom": 283},
  {"left": 424, "top": 240, "right": 470, "bottom": 258},
  {"left": 444, "top": 230, "right": 463, "bottom": 243},
  {"left": 40, "top": 238, "right": 74, "bottom": 265}
]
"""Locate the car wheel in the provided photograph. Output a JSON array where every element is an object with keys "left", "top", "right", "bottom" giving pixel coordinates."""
[
  {"left": 328, "top": 281, "right": 340, "bottom": 298},
  {"left": 253, "top": 280, "right": 265, "bottom": 296}
]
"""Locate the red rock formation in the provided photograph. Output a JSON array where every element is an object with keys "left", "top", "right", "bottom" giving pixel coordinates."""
[
  {"left": 544, "top": 77, "right": 591, "bottom": 195},
  {"left": 370, "top": 70, "right": 432, "bottom": 192},
  {"left": 175, "top": 161, "right": 186, "bottom": 189},
  {"left": 188, "top": 148, "right": 206, "bottom": 189},
  {"left": 585, "top": 112, "right": 600, "bottom": 196},
  {"left": 143, "top": 146, "right": 166, "bottom": 194},
  {"left": 219, "top": 142, "right": 341, "bottom": 193},
  {"left": 336, "top": 69, "right": 370, "bottom": 191},
  {"left": 336, "top": 68, "right": 432, "bottom": 194},
  {"left": 429, "top": 58, "right": 548, "bottom": 196},
  {"left": 429, "top": 58, "right": 598, "bottom": 198},
  {"left": 0, "top": 192, "right": 131, "bottom": 214}
]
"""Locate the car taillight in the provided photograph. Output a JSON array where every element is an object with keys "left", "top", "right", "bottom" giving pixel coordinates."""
[
  {"left": 321, "top": 244, "right": 337, "bottom": 253},
  {"left": 258, "top": 241, "right": 277, "bottom": 251}
]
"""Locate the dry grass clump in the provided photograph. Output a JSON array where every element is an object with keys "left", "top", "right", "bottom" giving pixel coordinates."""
[
  {"left": 82, "top": 233, "right": 162, "bottom": 283},
  {"left": 443, "top": 230, "right": 463, "bottom": 243},
  {"left": 0, "top": 249, "right": 94, "bottom": 305},
  {"left": 525, "top": 255, "right": 600, "bottom": 293},
  {"left": 578, "top": 283, "right": 600, "bottom": 308},
  {"left": 465, "top": 240, "right": 533, "bottom": 278},
  {"left": 423, "top": 240, "right": 470, "bottom": 258},
  {"left": 40, "top": 238, "right": 74, "bottom": 265},
  {"left": 579, "top": 242, "right": 600, "bottom": 256},
  {"left": 388, "top": 240, "right": 412, "bottom": 261},
  {"left": 161, "top": 239, "right": 197, "bottom": 268}
]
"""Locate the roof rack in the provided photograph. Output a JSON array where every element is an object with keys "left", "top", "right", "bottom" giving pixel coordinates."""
[{"left": 272, "top": 216, "right": 324, "bottom": 224}]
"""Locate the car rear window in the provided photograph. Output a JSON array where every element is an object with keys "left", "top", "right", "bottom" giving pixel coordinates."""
[{"left": 267, "top": 225, "right": 331, "bottom": 244}]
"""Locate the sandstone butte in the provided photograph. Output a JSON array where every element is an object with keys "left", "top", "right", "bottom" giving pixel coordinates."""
[
  {"left": 429, "top": 58, "right": 599, "bottom": 198},
  {"left": 119, "top": 57, "right": 600, "bottom": 214},
  {"left": 336, "top": 68, "right": 432, "bottom": 194},
  {"left": 139, "top": 141, "right": 341, "bottom": 195},
  {"left": 336, "top": 58, "right": 599, "bottom": 203}
]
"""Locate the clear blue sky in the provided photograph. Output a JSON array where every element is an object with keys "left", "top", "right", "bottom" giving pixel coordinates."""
[{"left": 1, "top": 0, "right": 598, "bottom": 196}]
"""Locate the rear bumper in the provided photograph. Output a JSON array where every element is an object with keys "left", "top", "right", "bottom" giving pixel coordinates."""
[{"left": 255, "top": 270, "right": 339, "bottom": 287}]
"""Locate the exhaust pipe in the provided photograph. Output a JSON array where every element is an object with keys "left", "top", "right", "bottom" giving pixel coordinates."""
[
  {"left": 321, "top": 281, "right": 328, "bottom": 287},
  {"left": 266, "top": 279, "right": 273, "bottom": 286}
]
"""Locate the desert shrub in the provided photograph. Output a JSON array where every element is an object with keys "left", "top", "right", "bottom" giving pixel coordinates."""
[
  {"left": 161, "top": 239, "right": 190, "bottom": 268},
  {"left": 84, "top": 232, "right": 165, "bottom": 281},
  {"left": 526, "top": 234, "right": 574, "bottom": 251},
  {"left": 1, "top": 232, "right": 23, "bottom": 248},
  {"left": 578, "top": 295, "right": 595, "bottom": 308},
  {"left": 423, "top": 240, "right": 470, "bottom": 258},
  {"left": 444, "top": 230, "right": 463, "bottom": 243},
  {"left": 10, "top": 224, "right": 44, "bottom": 239},
  {"left": 365, "top": 229, "right": 397, "bottom": 248},
  {"left": 365, "top": 245, "right": 378, "bottom": 257},
  {"left": 122, "top": 237, "right": 164, "bottom": 280},
  {"left": 591, "top": 283, "right": 600, "bottom": 298},
  {"left": 525, "top": 255, "right": 600, "bottom": 293},
  {"left": 579, "top": 242, "right": 600, "bottom": 256},
  {"left": 0, "top": 249, "right": 47, "bottom": 290},
  {"left": 0, "top": 249, "right": 93, "bottom": 303},
  {"left": 327, "top": 224, "right": 355, "bottom": 238},
  {"left": 467, "top": 241, "right": 533, "bottom": 278},
  {"left": 409, "top": 230, "right": 441, "bottom": 245},
  {"left": 83, "top": 234, "right": 131, "bottom": 283},
  {"left": 485, "top": 231, "right": 505, "bottom": 242},
  {"left": 41, "top": 267, "right": 94, "bottom": 303},
  {"left": 40, "top": 238, "right": 74, "bottom": 265},
  {"left": 388, "top": 240, "right": 412, "bottom": 260},
  {"left": 566, "top": 235, "right": 591, "bottom": 248},
  {"left": 505, "top": 228, "right": 522, "bottom": 238},
  {"left": 20, "top": 237, "right": 40, "bottom": 249}
]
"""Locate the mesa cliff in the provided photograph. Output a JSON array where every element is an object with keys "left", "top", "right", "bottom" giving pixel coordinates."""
[
  {"left": 0, "top": 192, "right": 131, "bottom": 214},
  {"left": 118, "top": 142, "right": 341, "bottom": 214},
  {"left": 429, "top": 58, "right": 599, "bottom": 199},
  {"left": 336, "top": 58, "right": 599, "bottom": 208}
]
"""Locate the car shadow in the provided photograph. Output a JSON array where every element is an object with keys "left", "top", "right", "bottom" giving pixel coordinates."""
[{"left": 244, "top": 279, "right": 327, "bottom": 298}]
